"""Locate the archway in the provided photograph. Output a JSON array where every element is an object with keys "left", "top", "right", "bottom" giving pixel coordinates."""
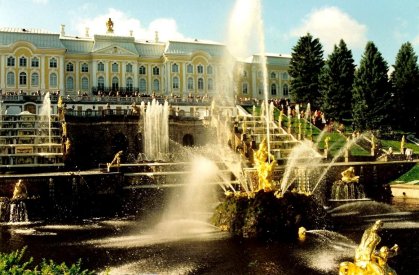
[{"left": 182, "top": 134, "right": 194, "bottom": 147}]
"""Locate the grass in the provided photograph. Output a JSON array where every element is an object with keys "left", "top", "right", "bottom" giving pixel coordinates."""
[{"left": 393, "top": 163, "right": 419, "bottom": 183}]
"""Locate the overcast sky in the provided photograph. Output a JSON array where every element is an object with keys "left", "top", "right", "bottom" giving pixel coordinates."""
[{"left": 0, "top": 0, "right": 418, "bottom": 65}]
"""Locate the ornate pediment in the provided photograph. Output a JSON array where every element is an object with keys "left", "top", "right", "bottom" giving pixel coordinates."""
[{"left": 93, "top": 44, "right": 138, "bottom": 56}]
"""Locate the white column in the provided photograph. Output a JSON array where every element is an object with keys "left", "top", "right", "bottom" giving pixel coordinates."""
[
  {"left": 121, "top": 61, "right": 126, "bottom": 88},
  {"left": 148, "top": 64, "right": 152, "bottom": 94},
  {"left": 92, "top": 60, "right": 97, "bottom": 93},
  {"left": 59, "top": 56, "right": 65, "bottom": 91},
  {"left": 252, "top": 66, "right": 257, "bottom": 99},
  {"left": 166, "top": 62, "right": 171, "bottom": 95},
  {"left": 75, "top": 61, "right": 79, "bottom": 92},
  {"left": 105, "top": 61, "right": 109, "bottom": 89},
  {"left": 133, "top": 63, "right": 138, "bottom": 89},
  {"left": 0, "top": 55, "right": 5, "bottom": 90},
  {"left": 182, "top": 63, "right": 186, "bottom": 97},
  {"left": 40, "top": 55, "right": 46, "bottom": 90}
]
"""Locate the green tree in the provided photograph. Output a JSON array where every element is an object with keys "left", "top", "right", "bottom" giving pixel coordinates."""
[
  {"left": 352, "top": 42, "right": 391, "bottom": 131},
  {"left": 320, "top": 39, "right": 355, "bottom": 122},
  {"left": 390, "top": 42, "right": 419, "bottom": 133},
  {"left": 289, "top": 33, "right": 324, "bottom": 110}
]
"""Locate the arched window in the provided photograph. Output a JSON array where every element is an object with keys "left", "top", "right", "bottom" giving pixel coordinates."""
[
  {"left": 98, "top": 76, "right": 105, "bottom": 90},
  {"left": 153, "top": 66, "right": 160, "bottom": 75},
  {"left": 197, "top": 64, "right": 204, "bottom": 74},
  {"left": 19, "top": 56, "right": 27, "bottom": 67},
  {"left": 182, "top": 134, "right": 194, "bottom": 146},
  {"left": 126, "top": 77, "right": 133, "bottom": 92},
  {"left": 112, "top": 76, "right": 119, "bottom": 91},
  {"left": 50, "top": 73, "right": 57, "bottom": 87},
  {"left": 7, "top": 72, "right": 15, "bottom": 86},
  {"left": 98, "top": 62, "right": 104, "bottom": 72},
  {"left": 207, "top": 65, "right": 213, "bottom": 74},
  {"left": 7, "top": 56, "right": 15, "bottom": 67},
  {"left": 126, "top": 63, "right": 133, "bottom": 73},
  {"left": 81, "top": 77, "right": 89, "bottom": 90},
  {"left": 66, "top": 62, "right": 74, "bottom": 72},
  {"left": 139, "top": 78, "right": 146, "bottom": 92},
  {"left": 271, "top": 72, "right": 276, "bottom": 79},
  {"left": 49, "top": 58, "right": 57, "bottom": 68},
  {"left": 31, "top": 57, "right": 39, "bottom": 67},
  {"left": 187, "top": 77, "right": 194, "bottom": 90},
  {"left": 187, "top": 64, "right": 193, "bottom": 73},
  {"left": 208, "top": 78, "right": 213, "bottom": 90},
  {"left": 31, "top": 73, "right": 39, "bottom": 86},
  {"left": 139, "top": 65, "right": 146, "bottom": 75},
  {"left": 242, "top": 83, "right": 248, "bottom": 94},
  {"left": 282, "top": 72, "right": 288, "bottom": 80},
  {"left": 172, "top": 76, "right": 179, "bottom": 89},
  {"left": 81, "top": 63, "right": 88, "bottom": 72},
  {"left": 283, "top": 84, "right": 289, "bottom": 96},
  {"left": 19, "top": 72, "right": 27, "bottom": 85},
  {"left": 112, "top": 63, "right": 118, "bottom": 73},
  {"left": 153, "top": 79, "right": 160, "bottom": 91},
  {"left": 198, "top": 78, "right": 204, "bottom": 90},
  {"left": 66, "top": 76, "right": 74, "bottom": 90},
  {"left": 271, "top": 83, "right": 277, "bottom": 95},
  {"left": 172, "top": 63, "right": 179, "bottom": 73}
]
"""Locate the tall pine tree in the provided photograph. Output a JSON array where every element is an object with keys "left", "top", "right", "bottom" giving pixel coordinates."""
[
  {"left": 390, "top": 42, "right": 419, "bottom": 133},
  {"left": 289, "top": 33, "right": 324, "bottom": 110},
  {"left": 352, "top": 42, "right": 391, "bottom": 131},
  {"left": 320, "top": 39, "right": 355, "bottom": 123}
]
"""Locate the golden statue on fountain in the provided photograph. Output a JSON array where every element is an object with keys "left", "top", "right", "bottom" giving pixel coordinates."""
[
  {"left": 254, "top": 138, "right": 276, "bottom": 192},
  {"left": 107, "top": 150, "right": 123, "bottom": 172},
  {"left": 341, "top": 166, "right": 359, "bottom": 183},
  {"left": 339, "top": 220, "right": 399, "bottom": 275}
]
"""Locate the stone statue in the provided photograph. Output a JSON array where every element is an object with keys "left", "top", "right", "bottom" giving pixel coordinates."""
[
  {"left": 106, "top": 18, "right": 114, "bottom": 33},
  {"left": 341, "top": 167, "right": 359, "bottom": 183},
  {"left": 254, "top": 138, "right": 276, "bottom": 191},
  {"left": 12, "top": 179, "right": 28, "bottom": 201},
  {"left": 107, "top": 150, "right": 123, "bottom": 172},
  {"left": 339, "top": 220, "right": 399, "bottom": 275}
]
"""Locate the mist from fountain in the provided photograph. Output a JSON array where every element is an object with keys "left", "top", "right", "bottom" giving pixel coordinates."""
[
  {"left": 143, "top": 99, "right": 169, "bottom": 161},
  {"left": 39, "top": 92, "right": 52, "bottom": 148}
]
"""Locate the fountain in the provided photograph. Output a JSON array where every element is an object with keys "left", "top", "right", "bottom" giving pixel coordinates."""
[
  {"left": 39, "top": 92, "right": 52, "bottom": 148},
  {"left": 143, "top": 99, "right": 169, "bottom": 161}
]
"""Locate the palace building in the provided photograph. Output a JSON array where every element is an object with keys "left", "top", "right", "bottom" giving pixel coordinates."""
[{"left": 0, "top": 20, "right": 291, "bottom": 101}]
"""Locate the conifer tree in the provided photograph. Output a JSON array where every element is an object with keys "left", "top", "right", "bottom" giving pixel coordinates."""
[
  {"left": 352, "top": 42, "right": 391, "bottom": 131},
  {"left": 289, "top": 33, "right": 324, "bottom": 110},
  {"left": 320, "top": 39, "right": 355, "bottom": 123},
  {"left": 390, "top": 42, "right": 419, "bottom": 133}
]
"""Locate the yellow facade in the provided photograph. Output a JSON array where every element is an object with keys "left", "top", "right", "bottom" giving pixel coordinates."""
[{"left": 0, "top": 28, "right": 290, "bottom": 100}]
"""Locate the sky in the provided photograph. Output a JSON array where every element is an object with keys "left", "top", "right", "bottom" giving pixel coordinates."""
[{"left": 0, "top": 0, "right": 418, "bottom": 66}]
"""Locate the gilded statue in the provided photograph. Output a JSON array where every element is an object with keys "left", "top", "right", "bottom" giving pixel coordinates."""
[
  {"left": 341, "top": 166, "right": 359, "bottom": 183},
  {"left": 12, "top": 179, "right": 28, "bottom": 201},
  {"left": 107, "top": 150, "right": 123, "bottom": 172},
  {"left": 339, "top": 220, "right": 399, "bottom": 275},
  {"left": 254, "top": 138, "right": 276, "bottom": 191},
  {"left": 106, "top": 18, "right": 114, "bottom": 33}
]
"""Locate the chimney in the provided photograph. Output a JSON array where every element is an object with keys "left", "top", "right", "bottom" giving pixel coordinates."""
[
  {"left": 129, "top": 30, "right": 133, "bottom": 37},
  {"left": 155, "top": 31, "right": 159, "bottom": 43},
  {"left": 85, "top": 27, "right": 89, "bottom": 37},
  {"left": 60, "top": 24, "right": 65, "bottom": 37}
]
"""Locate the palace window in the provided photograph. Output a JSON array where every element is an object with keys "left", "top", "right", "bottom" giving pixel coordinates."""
[
  {"left": 187, "top": 77, "right": 194, "bottom": 90},
  {"left": 283, "top": 84, "right": 289, "bottom": 96},
  {"left": 112, "top": 63, "right": 118, "bottom": 73},
  {"left": 153, "top": 66, "right": 160, "bottom": 75},
  {"left": 19, "top": 57, "right": 27, "bottom": 67},
  {"left": 282, "top": 72, "right": 288, "bottom": 80},
  {"left": 19, "top": 72, "right": 27, "bottom": 85},
  {"left": 66, "top": 62, "right": 74, "bottom": 72},
  {"left": 31, "top": 57, "right": 39, "bottom": 67},
  {"left": 243, "top": 71, "right": 247, "bottom": 77},
  {"left": 208, "top": 78, "right": 213, "bottom": 90},
  {"left": 271, "top": 83, "right": 277, "bottom": 95},
  {"left": 49, "top": 58, "right": 57, "bottom": 68},
  {"left": 242, "top": 83, "right": 248, "bottom": 94},
  {"left": 112, "top": 76, "right": 119, "bottom": 91},
  {"left": 198, "top": 78, "right": 204, "bottom": 90},
  {"left": 81, "top": 63, "right": 88, "bottom": 73},
  {"left": 97, "top": 76, "right": 105, "bottom": 90},
  {"left": 126, "top": 77, "right": 133, "bottom": 92},
  {"left": 139, "top": 78, "right": 146, "bottom": 92},
  {"left": 172, "top": 63, "right": 179, "bottom": 73},
  {"left": 126, "top": 63, "right": 133, "bottom": 73},
  {"left": 31, "top": 73, "right": 39, "bottom": 86},
  {"left": 271, "top": 72, "right": 276, "bottom": 79},
  {"left": 153, "top": 79, "right": 160, "bottom": 91},
  {"left": 187, "top": 64, "right": 193, "bottom": 73},
  {"left": 7, "top": 72, "right": 15, "bottom": 86},
  {"left": 172, "top": 76, "right": 179, "bottom": 89},
  {"left": 197, "top": 65, "right": 204, "bottom": 74},
  {"left": 207, "top": 65, "right": 213, "bottom": 74},
  {"left": 98, "top": 62, "right": 105, "bottom": 72},
  {"left": 139, "top": 65, "right": 146, "bottom": 75},
  {"left": 81, "top": 77, "right": 89, "bottom": 90},
  {"left": 50, "top": 73, "right": 57, "bottom": 87},
  {"left": 66, "top": 76, "right": 74, "bottom": 90},
  {"left": 7, "top": 56, "right": 15, "bottom": 67}
]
